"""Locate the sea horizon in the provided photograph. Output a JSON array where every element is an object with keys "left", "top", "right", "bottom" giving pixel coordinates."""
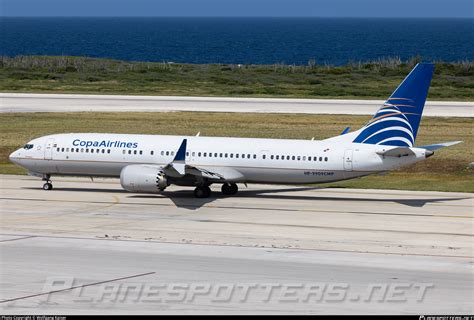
[{"left": 1, "top": 17, "right": 472, "bottom": 65}]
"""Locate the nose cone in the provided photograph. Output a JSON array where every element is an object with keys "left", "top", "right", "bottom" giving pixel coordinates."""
[{"left": 9, "top": 149, "right": 20, "bottom": 164}]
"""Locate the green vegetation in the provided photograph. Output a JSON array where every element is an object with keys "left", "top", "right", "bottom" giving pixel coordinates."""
[
  {"left": 1, "top": 112, "right": 472, "bottom": 193},
  {"left": 1, "top": 55, "right": 473, "bottom": 100}
]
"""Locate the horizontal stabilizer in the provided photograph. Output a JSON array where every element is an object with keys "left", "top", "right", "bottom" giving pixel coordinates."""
[
  {"left": 376, "top": 147, "right": 415, "bottom": 157},
  {"left": 418, "top": 141, "right": 462, "bottom": 151}
]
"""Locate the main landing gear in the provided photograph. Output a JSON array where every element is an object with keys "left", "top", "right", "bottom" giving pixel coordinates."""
[
  {"left": 221, "top": 183, "right": 238, "bottom": 196},
  {"left": 42, "top": 175, "right": 53, "bottom": 190},
  {"left": 193, "top": 183, "right": 239, "bottom": 198},
  {"left": 194, "top": 185, "right": 211, "bottom": 198}
]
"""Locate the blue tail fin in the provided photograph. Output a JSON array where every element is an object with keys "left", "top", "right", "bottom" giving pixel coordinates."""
[{"left": 353, "top": 63, "right": 435, "bottom": 147}]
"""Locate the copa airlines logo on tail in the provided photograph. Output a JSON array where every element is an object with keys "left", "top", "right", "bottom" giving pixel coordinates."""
[
  {"left": 352, "top": 63, "right": 434, "bottom": 148},
  {"left": 72, "top": 139, "right": 138, "bottom": 149},
  {"left": 352, "top": 98, "right": 418, "bottom": 147}
]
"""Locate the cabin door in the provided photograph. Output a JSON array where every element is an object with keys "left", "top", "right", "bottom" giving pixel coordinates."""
[
  {"left": 343, "top": 149, "right": 353, "bottom": 171},
  {"left": 44, "top": 138, "right": 55, "bottom": 160}
]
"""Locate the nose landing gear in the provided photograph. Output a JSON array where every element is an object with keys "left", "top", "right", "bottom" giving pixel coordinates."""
[
  {"left": 42, "top": 175, "right": 53, "bottom": 190},
  {"left": 43, "top": 182, "right": 53, "bottom": 190}
]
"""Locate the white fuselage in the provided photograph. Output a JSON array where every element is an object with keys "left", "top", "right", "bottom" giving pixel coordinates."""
[{"left": 9, "top": 132, "right": 429, "bottom": 186}]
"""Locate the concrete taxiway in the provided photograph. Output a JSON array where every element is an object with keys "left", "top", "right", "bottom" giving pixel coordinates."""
[
  {"left": 1, "top": 93, "right": 473, "bottom": 117},
  {"left": 1, "top": 174, "right": 473, "bottom": 314}
]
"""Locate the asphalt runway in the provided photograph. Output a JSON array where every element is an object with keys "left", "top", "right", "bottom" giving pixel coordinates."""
[
  {"left": 1, "top": 93, "right": 473, "bottom": 117},
  {"left": 1, "top": 175, "right": 473, "bottom": 314}
]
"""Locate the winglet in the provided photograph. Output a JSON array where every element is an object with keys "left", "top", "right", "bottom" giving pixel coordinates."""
[
  {"left": 173, "top": 139, "right": 187, "bottom": 162},
  {"left": 168, "top": 139, "right": 187, "bottom": 176}
]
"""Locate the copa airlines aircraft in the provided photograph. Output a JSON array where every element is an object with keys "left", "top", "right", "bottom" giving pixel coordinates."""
[{"left": 9, "top": 63, "right": 461, "bottom": 198}]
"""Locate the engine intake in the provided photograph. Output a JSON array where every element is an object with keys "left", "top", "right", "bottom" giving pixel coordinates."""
[{"left": 120, "top": 164, "right": 168, "bottom": 193}]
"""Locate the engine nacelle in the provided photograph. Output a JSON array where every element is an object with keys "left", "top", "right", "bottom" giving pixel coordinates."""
[{"left": 120, "top": 164, "right": 168, "bottom": 193}]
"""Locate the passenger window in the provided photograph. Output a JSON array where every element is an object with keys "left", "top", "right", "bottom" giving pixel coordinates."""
[
  {"left": 263, "top": 155, "right": 266, "bottom": 159},
  {"left": 61, "top": 148, "right": 65, "bottom": 152},
  {"left": 297, "top": 156, "right": 301, "bottom": 161},
  {"left": 123, "top": 150, "right": 126, "bottom": 154},
  {"left": 71, "top": 148, "right": 74, "bottom": 153},
  {"left": 242, "top": 154, "right": 245, "bottom": 158},
  {"left": 308, "top": 156, "right": 311, "bottom": 161},
  {"left": 151, "top": 151, "right": 154, "bottom": 155},
  {"left": 230, "top": 153, "right": 233, "bottom": 158},
  {"left": 171, "top": 151, "right": 175, "bottom": 156},
  {"left": 107, "top": 150, "right": 111, "bottom": 154},
  {"left": 204, "top": 152, "right": 207, "bottom": 157},
  {"left": 276, "top": 155, "right": 279, "bottom": 160},
  {"left": 253, "top": 154, "right": 256, "bottom": 159},
  {"left": 319, "top": 157, "right": 323, "bottom": 161},
  {"left": 166, "top": 151, "right": 169, "bottom": 156},
  {"left": 86, "top": 149, "right": 89, "bottom": 153},
  {"left": 303, "top": 156, "right": 306, "bottom": 161},
  {"left": 57, "top": 148, "right": 60, "bottom": 152},
  {"left": 186, "top": 152, "right": 189, "bottom": 156},
  {"left": 214, "top": 153, "right": 218, "bottom": 157},
  {"left": 220, "top": 153, "right": 223, "bottom": 157},
  {"left": 236, "top": 154, "right": 239, "bottom": 158},
  {"left": 81, "top": 148, "right": 84, "bottom": 153},
  {"left": 198, "top": 152, "right": 201, "bottom": 157},
  {"left": 209, "top": 153, "right": 212, "bottom": 158},
  {"left": 128, "top": 150, "right": 131, "bottom": 155},
  {"left": 225, "top": 153, "right": 228, "bottom": 158},
  {"left": 161, "top": 151, "right": 164, "bottom": 156},
  {"left": 292, "top": 156, "right": 295, "bottom": 160},
  {"left": 247, "top": 154, "right": 250, "bottom": 159},
  {"left": 134, "top": 150, "right": 137, "bottom": 155},
  {"left": 286, "top": 156, "right": 290, "bottom": 160},
  {"left": 139, "top": 150, "right": 142, "bottom": 155},
  {"left": 325, "top": 157, "right": 328, "bottom": 162}
]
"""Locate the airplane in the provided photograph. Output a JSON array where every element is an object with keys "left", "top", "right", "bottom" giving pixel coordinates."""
[{"left": 9, "top": 63, "right": 461, "bottom": 198}]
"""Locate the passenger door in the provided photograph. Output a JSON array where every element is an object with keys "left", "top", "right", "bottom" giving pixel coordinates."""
[
  {"left": 343, "top": 149, "right": 353, "bottom": 171},
  {"left": 44, "top": 138, "right": 55, "bottom": 160}
]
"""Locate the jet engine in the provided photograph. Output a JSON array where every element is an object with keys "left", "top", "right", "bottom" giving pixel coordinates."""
[{"left": 120, "top": 164, "right": 168, "bottom": 193}]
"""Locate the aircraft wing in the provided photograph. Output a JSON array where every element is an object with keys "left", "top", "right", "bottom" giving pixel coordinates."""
[
  {"left": 185, "top": 165, "right": 244, "bottom": 181},
  {"left": 162, "top": 139, "right": 245, "bottom": 182}
]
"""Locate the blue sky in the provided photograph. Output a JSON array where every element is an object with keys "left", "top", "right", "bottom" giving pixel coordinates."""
[{"left": 1, "top": 0, "right": 473, "bottom": 18}]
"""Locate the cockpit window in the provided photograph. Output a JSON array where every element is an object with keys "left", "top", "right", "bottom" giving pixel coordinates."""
[{"left": 23, "top": 144, "right": 34, "bottom": 150}]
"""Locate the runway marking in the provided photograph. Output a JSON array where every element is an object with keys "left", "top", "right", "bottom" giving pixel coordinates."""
[
  {"left": 1, "top": 233, "right": 472, "bottom": 259},
  {"left": 0, "top": 271, "right": 156, "bottom": 304},
  {"left": 0, "top": 235, "right": 36, "bottom": 243},
  {"left": 1, "top": 197, "right": 472, "bottom": 220}
]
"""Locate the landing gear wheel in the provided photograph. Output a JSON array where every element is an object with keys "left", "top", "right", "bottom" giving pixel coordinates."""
[
  {"left": 194, "top": 186, "right": 211, "bottom": 198},
  {"left": 43, "top": 182, "right": 53, "bottom": 190},
  {"left": 221, "top": 183, "right": 238, "bottom": 195}
]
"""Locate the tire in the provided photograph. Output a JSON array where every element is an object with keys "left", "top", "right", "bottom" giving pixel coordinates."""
[
  {"left": 229, "top": 183, "right": 238, "bottom": 195},
  {"left": 221, "top": 183, "right": 232, "bottom": 195},
  {"left": 194, "top": 186, "right": 211, "bottom": 198},
  {"left": 43, "top": 182, "right": 53, "bottom": 190}
]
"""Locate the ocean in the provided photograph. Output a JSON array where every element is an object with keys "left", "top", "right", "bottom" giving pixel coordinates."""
[{"left": 1, "top": 17, "right": 473, "bottom": 65}]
